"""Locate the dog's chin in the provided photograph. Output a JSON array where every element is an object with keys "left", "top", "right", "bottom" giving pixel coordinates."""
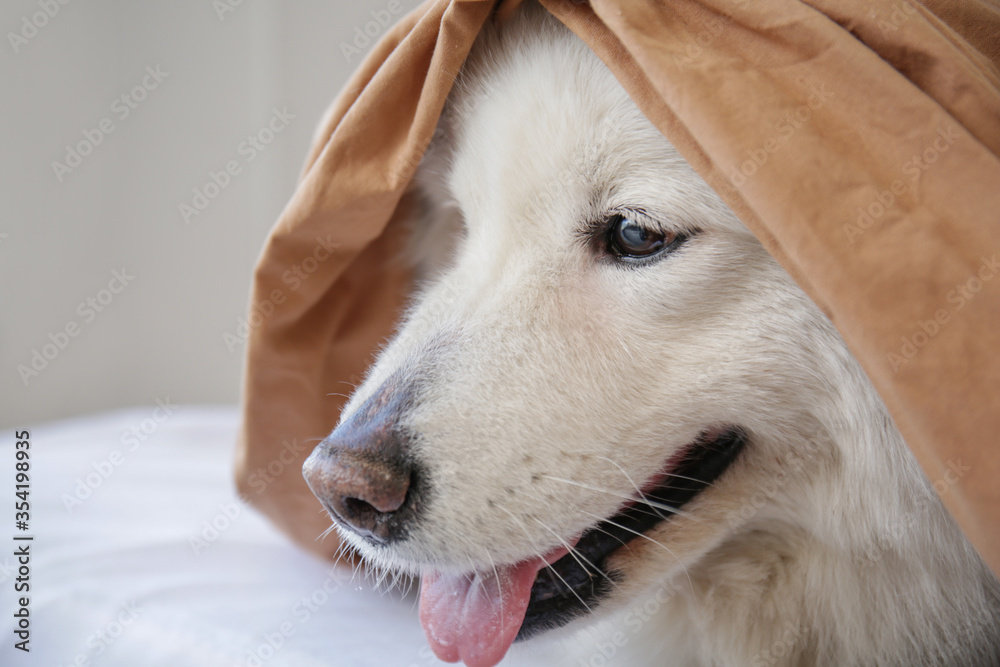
[{"left": 516, "top": 425, "right": 749, "bottom": 641}]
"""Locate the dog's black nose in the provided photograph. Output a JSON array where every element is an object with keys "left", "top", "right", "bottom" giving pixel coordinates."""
[{"left": 303, "top": 381, "right": 418, "bottom": 544}]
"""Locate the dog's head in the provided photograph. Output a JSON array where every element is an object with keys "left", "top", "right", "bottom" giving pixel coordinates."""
[{"left": 303, "top": 6, "right": 865, "bottom": 666}]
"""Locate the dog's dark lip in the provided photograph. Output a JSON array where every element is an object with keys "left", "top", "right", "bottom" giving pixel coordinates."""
[{"left": 515, "top": 425, "right": 749, "bottom": 641}]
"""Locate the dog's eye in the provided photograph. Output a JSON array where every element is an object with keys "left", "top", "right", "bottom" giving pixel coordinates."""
[{"left": 608, "top": 215, "right": 678, "bottom": 259}]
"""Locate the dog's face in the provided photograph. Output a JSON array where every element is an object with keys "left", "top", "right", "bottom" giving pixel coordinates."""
[{"left": 304, "top": 9, "right": 849, "bottom": 667}]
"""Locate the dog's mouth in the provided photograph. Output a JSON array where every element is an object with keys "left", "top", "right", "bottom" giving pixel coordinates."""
[{"left": 418, "top": 426, "right": 748, "bottom": 667}]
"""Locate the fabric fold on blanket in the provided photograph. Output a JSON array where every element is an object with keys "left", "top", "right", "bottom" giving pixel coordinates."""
[{"left": 236, "top": 0, "right": 1000, "bottom": 576}]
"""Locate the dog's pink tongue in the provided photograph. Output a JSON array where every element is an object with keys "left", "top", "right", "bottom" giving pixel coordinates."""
[{"left": 419, "top": 560, "right": 540, "bottom": 667}]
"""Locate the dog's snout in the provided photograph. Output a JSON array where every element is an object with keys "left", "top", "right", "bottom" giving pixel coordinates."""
[
  {"left": 303, "top": 382, "right": 419, "bottom": 544},
  {"left": 303, "top": 444, "right": 412, "bottom": 541},
  {"left": 336, "top": 458, "right": 410, "bottom": 514}
]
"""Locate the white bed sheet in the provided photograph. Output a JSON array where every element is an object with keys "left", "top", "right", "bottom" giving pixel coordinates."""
[{"left": 0, "top": 407, "right": 560, "bottom": 667}]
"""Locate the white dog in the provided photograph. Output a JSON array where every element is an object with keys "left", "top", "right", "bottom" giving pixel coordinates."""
[{"left": 303, "top": 4, "right": 1000, "bottom": 666}]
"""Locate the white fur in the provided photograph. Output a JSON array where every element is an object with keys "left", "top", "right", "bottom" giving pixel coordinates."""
[{"left": 331, "top": 5, "right": 1000, "bottom": 665}]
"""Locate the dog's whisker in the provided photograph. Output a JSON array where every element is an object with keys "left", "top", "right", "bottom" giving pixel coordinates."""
[
  {"left": 409, "top": 576, "right": 422, "bottom": 612},
  {"left": 404, "top": 572, "right": 418, "bottom": 601},
  {"left": 315, "top": 511, "right": 340, "bottom": 542},
  {"left": 378, "top": 566, "right": 394, "bottom": 595},
  {"left": 576, "top": 520, "right": 631, "bottom": 551},
  {"left": 394, "top": 571, "right": 409, "bottom": 593},
  {"left": 496, "top": 506, "right": 550, "bottom": 556},
  {"left": 316, "top": 511, "right": 339, "bottom": 539},
  {"left": 331, "top": 541, "right": 352, "bottom": 572},
  {"left": 368, "top": 561, "right": 382, "bottom": 588},
  {"left": 484, "top": 549, "right": 506, "bottom": 632},
  {"left": 317, "top": 522, "right": 339, "bottom": 542},
  {"left": 495, "top": 506, "right": 594, "bottom": 613},
  {"left": 387, "top": 569, "right": 407, "bottom": 597},
  {"left": 580, "top": 509, "right": 693, "bottom": 592},
  {"left": 465, "top": 555, "right": 503, "bottom": 612},
  {"left": 595, "top": 455, "right": 717, "bottom": 495},
  {"left": 655, "top": 472, "right": 717, "bottom": 489},
  {"left": 620, "top": 503, "right": 688, "bottom": 523},
  {"left": 541, "top": 475, "right": 702, "bottom": 523},
  {"left": 466, "top": 557, "right": 482, "bottom": 594},
  {"left": 384, "top": 571, "right": 397, "bottom": 595},
  {"left": 595, "top": 455, "right": 674, "bottom": 523},
  {"left": 349, "top": 550, "right": 366, "bottom": 588},
  {"left": 374, "top": 562, "right": 393, "bottom": 593},
  {"left": 378, "top": 562, "right": 397, "bottom": 595},
  {"left": 529, "top": 516, "right": 620, "bottom": 591},
  {"left": 626, "top": 492, "right": 700, "bottom": 522},
  {"left": 541, "top": 559, "right": 594, "bottom": 614}
]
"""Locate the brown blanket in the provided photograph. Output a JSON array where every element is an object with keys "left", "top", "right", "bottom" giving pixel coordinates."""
[{"left": 235, "top": 0, "right": 1000, "bottom": 576}]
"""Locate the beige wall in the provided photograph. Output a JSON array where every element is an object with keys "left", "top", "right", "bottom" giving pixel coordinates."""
[{"left": 1, "top": 0, "right": 417, "bottom": 427}]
